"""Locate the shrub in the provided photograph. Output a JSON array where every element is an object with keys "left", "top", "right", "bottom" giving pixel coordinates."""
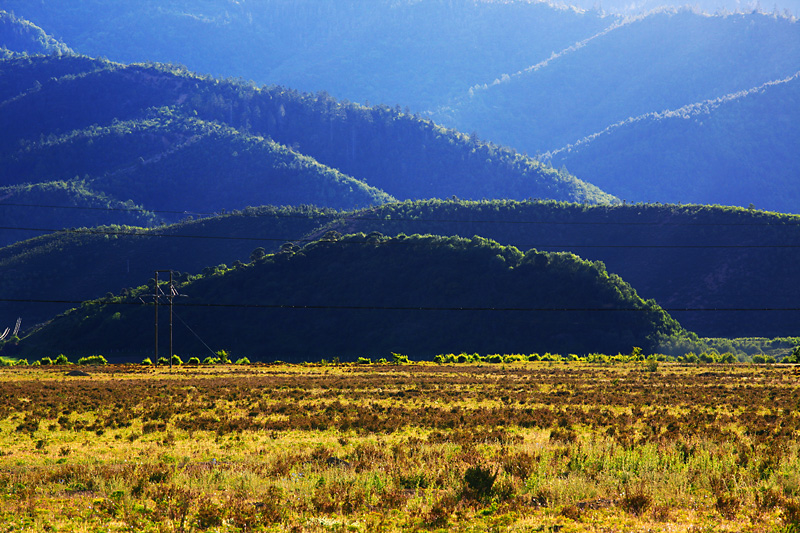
[
  {"left": 141, "top": 357, "right": 153, "bottom": 366},
  {"left": 187, "top": 357, "right": 201, "bottom": 365},
  {"left": 78, "top": 355, "right": 108, "bottom": 365},
  {"left": 54, "top": 354, "right": 70, "bottom": 365},
  {"left": 752, "top": 354, "right": 767, "bottom": 364},
  {"left": 463, "top": 465, "right": 497, "bottom": 501},
  {"left": 391, "top": 352, "right": 409, "bottom": 364},
  {"left": 356, "top": 357, "right": 371, "bottom": 364},
  {"left": 215, "top": 350, "right": 230, "bottom": 363},
  {"left": 235, "top": 357, "right": 250, "bottom": 365},
  {"left": 171, "top": 355, "right": 183, "bottom": 366},
  {"left": 157, "top": 357, "right": 169, "bottom": 366},
  {"left": 202, "top": 357, "right": 218, "bottom": 365}
]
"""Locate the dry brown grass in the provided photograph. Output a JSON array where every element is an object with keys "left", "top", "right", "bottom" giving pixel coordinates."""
[{"left": 0, "top": 362, "right": 796, "bottom": 531}]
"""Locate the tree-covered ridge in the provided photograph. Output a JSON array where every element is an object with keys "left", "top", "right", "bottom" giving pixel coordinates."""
[
  {"left": 0, "top": 0, "right": 616, "bottom": 111},
  {"left": 0, "top": 10, "right": 72, "bottom": 57},
  {"left": 308, "top": 199, "right": 800, "bottom": 338},
  {"left": 1, "top": 106, "right": 393, "bottom": 222},
  {"left": 0, "top": 180, "right": 158, "bottom": 245},
  {"left": 436, "top": 10, "right": 800, "bottom": 153},
  {"left": 1, "top": 199, "right": 799, "bottom": 340},
  {"left": 12, "top": 233, "right": 687, "bottom": 361},
  {"left": 0, "top": 205, "right": 334, "bottom": 332},
  {"left": 0, "top": 55, "right": 614, "bottom": 247},
  {"left": 543, "top": 72, "right": 800, "bottom": 212}
]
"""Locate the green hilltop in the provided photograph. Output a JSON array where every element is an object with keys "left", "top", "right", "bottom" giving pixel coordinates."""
[
  {"left": 12, "top": 233, "right": 686, "bottom": 362},
  {"left": 1, "top": 200, "right": 798, "bottom": 342}
]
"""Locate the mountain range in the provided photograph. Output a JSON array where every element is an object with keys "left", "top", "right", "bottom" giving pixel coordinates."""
[{"left": 3, "top": 3, "right": 798, "bottom": 211}]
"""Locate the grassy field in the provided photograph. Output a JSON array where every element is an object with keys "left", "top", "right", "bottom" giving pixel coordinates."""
[{"left": 0, "top": 362, "right": 798, "bottom": 532}]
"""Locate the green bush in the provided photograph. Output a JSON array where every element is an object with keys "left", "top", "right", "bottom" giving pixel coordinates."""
[
  {"left": 202, "top": 356, "right": 218, "bottom": 365},
  {"left": 356, "top": 357, "right": 371, "bottom": 364},
  {"left": 171, "top": 355, "right": 183, "bottom": 366},
  {"left": 157, "top": 357, "right": 169, "bottom": 366},
  {"left": 53, "top": 354, "right": 70, "bottom": 365},
  {"left": 78, "top": 355, "right": 108, "bottom": 365},
  {"left": 235, "top": 357, "right": 250, "bottom": 365},
  {"left": 215, "top": 350, "right": 230, "bottom": 363},
  {"left": 391, "top": 352, "right": 409, "bottom": 364},
  {"left": 39, "top": 356, "right": 53, "bottom": 366},
  {"left": 187, "top": 357, "right": 201, "bottom": 365},
  {"left": 140, "top": 357, "right": 153, "bottom": 366},
  {"left": 752, "top": 354, "right": 767, "bottom": 364}
]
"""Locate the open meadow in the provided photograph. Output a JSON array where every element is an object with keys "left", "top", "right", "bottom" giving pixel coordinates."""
[{"left": 0, "top": 361, "right": 799, "bottom": 532}]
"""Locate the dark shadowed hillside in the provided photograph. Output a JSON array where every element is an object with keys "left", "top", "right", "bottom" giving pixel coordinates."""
[
  {"left": 11, "top": 233, "right": 686, "bottom": 361},
  {"left": 0, "top": 206, "right": 332, "bottom": 331},
  {"left": 308, "top": 200, "right": 800, "bottom": 338}
]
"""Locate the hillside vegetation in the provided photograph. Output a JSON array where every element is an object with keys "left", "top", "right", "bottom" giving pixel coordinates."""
[
  {"left": 309, "top": 200, "right": 800, "bottom": 339},
  {"left": 2, "top": 200, "right": 799, "bottom": 341},
  {"left": 1, "top": 0, "right": 615, "bottom": 111},
  {"left": 0, "top": 10, "right": 71, "bottom": 57},
  {"left": 0, "top": 55, "right": 612, "bottom": 246},
  {"left": 544, "top": 72, "right": 800, "bottom": 212},
  {"left": 0, "top": 205, "right": 332, "bottom": 332},
  {"left": 12, "top": 233, "right": 686, "bottom": 361}
]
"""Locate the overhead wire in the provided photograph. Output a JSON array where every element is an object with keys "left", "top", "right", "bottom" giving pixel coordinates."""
[
  {"left": 0, "top": 225, "right": 797, "bottom": 249},
  {"left": 1, "top": 297, "right": 799, "bottom": 313}
]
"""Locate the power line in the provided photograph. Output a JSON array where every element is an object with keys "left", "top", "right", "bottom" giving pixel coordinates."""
[
  {"left": 3, "top": 201, "right": 800, "bottom": 227},
  {"left": 0, "top": 225, "right": 797, "bottom": 249},
  {"left": 1, "top": 297, "right": 799, "bottom": 313}
]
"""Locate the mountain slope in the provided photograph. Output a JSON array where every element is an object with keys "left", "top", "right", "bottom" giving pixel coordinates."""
[
  {"left": 0, "top": 10, "right": 72, "bottom": 56},
  {"left": 308, "top": 200, "right": 800, "bottom": 338},
  {"left": 435, "top": 10, "right": 800, "bottom": 153},
  {"left": 1, "top": 200, "right": 798, "bottom": 340},
  {"left": 0, "top": 206, "right": 333, "bottom": 332},
  {"left": 0, "top": 55, "right": 615, "bottom": 247},
  {"left": 1, "top": 0, "right": 616, "bottom": 111},
  {"left": 12, "top": 233, "right": 686, "bottom": 361},
  {"left": 544, "top": 73, "right": 800, "bottom": 212}
]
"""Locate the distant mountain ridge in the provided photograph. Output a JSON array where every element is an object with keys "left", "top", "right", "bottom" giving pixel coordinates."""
[
  {"left": 0, "top": 54, "right": 613, "bottom": 246},
  {"left": 0, "top": 10, "right": 71, "bottom": 57},
  {"left": 543, "top": 71, "right": 800, "bottom": 211}
]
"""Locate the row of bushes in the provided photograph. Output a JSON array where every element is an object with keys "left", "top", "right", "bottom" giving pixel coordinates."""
[
  {"left": 140, "top": 354, "right": 251, "bottom": 366},
  {"left": 430, "top": 349, "right": 792, "bottom": 365}
]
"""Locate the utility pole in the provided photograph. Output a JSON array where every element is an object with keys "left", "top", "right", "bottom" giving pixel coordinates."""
[{"left": 153, "top": 270, "right": 180, "bottom": 371}]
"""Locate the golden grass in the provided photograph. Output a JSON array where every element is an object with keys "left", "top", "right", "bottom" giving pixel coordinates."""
[{"left": 0, "top": 362, "right": 797, "bottom": 531}]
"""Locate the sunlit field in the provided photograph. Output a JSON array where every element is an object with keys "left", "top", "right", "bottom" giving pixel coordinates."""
[{"left": 1, "top": 362, "right": 799, "bottom": 532}]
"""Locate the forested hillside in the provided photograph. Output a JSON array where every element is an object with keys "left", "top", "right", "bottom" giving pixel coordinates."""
[
  {"left": 0, "top": 206, "right": 332, "bottom": 332},
  {"left": 11, "top": 233, "right": 686, "bottom": 361},
  {"left": 310, "top": 200, "right": 800, "bottom": 339},
  {"left": 3, "top": 4, "right": 797, "bottom": 213},
  {"left": 2, "top": 200, "right": 798, "bottom": 340},
  {"left": 0, "top": 55, "right": 612, "bottom": 246},
  {"left": 0, "top": 10, "right": 71, "bottom": 57},
  {"left": 439, "top": 10, "right": 800, "bottom": 153},
  {"left": 544, "top": 73, "right": 800, "bottom": 211},
  {"left": 1, "top": 0, "right": 615, "bottom": 111}
]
